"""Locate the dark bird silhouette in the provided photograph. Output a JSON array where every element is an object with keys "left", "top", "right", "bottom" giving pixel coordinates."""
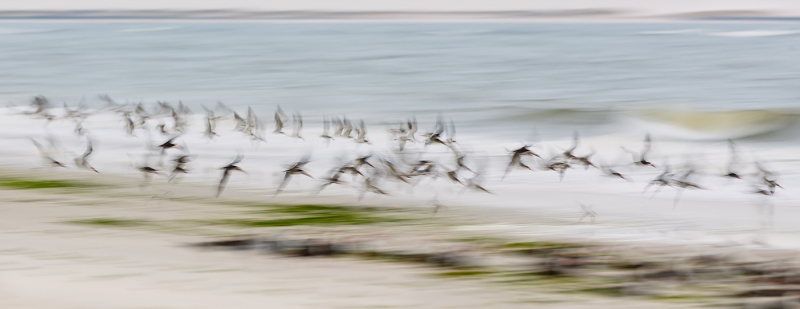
[
  {"left": 670, "top": 168, "right": 705, "bottom": 209},
  {"left": 73, "top": 137, "right": 98, "bottom": 173},
  {"left": 502, "top": 145, "right": 540, "bottom": 180},
  {"left": 217, "top": 154, "right": 246, "bottom": 198},
  {"left": 204, "top": 117, "right": 218, "bottom": 140},
  {"left": 31, "top": 138, "right": 66, "bottom": 168},
  {"left": 643, "top": 166, "right": 672, "bottom": 198},
  {"left": 600, "top": 164, "right": 629, "bottom": 181},
  {"left": 358, "top": 177, "right": 389, "bottom": 201},
  {"left": 623, "top": 133, "right": 656, "bottom": 167},
  {"left": 157, "top": 135, "right": 182, "bottom": 155},
  {"left": 562, "top": 132, "right": 580, "bottom": 161},
  {"left": 320, "top": 115, "right": 335, "bottom": 144},
  {"left": 168, "top": 155, "right": 193, "bottom": 182},
  {"left": 315, "top": 169, "right": 349, "bottom": 195},
  {"left": 355, "top": 120, "right": 369, "bottom": 144},
  {"left": 544, "top": 157, "right": 571, "bottom": 182},
  {"left": 723, "top": 139, "right": 742, "bottom": 179},
  {"left": 276, "top": 155, "right": 313, "bottom": 196}
]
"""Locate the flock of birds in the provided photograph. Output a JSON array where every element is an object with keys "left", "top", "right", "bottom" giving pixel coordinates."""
[{"left": 16, "top": 95, "right": 786, "bottom": 216}]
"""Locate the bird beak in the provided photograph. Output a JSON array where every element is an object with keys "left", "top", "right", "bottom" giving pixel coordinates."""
[
  {"left": 237, "top": 168, "right": 248, "bottom": 174},
  {"left": 650, "top": 163, "right": 656, "bottom": 168},
  {"left": 776, "top": 183, "right": 784, "bottom": 189}
]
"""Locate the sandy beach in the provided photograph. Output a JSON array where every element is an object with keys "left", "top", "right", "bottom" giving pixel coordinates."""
[{"left": 1, "top": 167, "right": 798, "bottom": 308}]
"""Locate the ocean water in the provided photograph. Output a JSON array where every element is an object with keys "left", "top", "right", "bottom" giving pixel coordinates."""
[
  {"left": 2, "top": 21, "right": 800, "bottom": 248},
  {"left": 1, "top": 21, "right": 800, "bottom": 139}
]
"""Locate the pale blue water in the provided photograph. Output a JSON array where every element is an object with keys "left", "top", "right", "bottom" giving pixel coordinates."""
[{"left": 1, "top": 21, "right": 800, "bottom": 138}]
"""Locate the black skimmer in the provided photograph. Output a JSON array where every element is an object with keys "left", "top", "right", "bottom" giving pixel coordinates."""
[
  {"left": 291, "top": 112, "right": 304, "bottom": 140},
  {"left": 623, "top": 133, "right": 656, "bottom": 167},
  {"left": 332, "top": 116, "right": 344, "bottom": 137},
  {"left": 573, "top": 150, "right": 596, "bottom": 170},
  {"left": 352, "top": 155, "right": 374, "bottom": 169},
  {"left": 168, "top": 155, "right": 193, "bottom": 182},
  {"left": 358, "top": 177, "right": 389, "bottom": 201},
  {"left": 73, "top": 121, "right": 85, "bottom": 136},
  {"left": 445, "top": 119, "right": 457, "bottom": 145},
  {"left": 643, "top": 166, "right": 672, "bottom": 197},
  {"left": 24, "top": 95, "right": 51, "bottom": 115},
  {"left": 217, "top": 154, "right": 246, "bottom": 197},
  {"left": 31, "top": 138, "right": 65, "bottom": 168},
  {"left": 502, "top": 145, "right": 539, "bottom": 180},
  {"left": 600, "top": 164, "right": 629, "bottom": 181},
  {"left": 445, "top": 169, "right": 463, "bottom": 186},
  {"left": 315, "top": 163, "right": 356, "bottom": 195},
  {"left": 670, "top": 168, "right": 704, "bottom": 208},
  {"left": 156, "top": 122, "right": 168, "bottom": 136},
  {"left": 73, "top": 137, "right": 98, "bottom": 173},
  {"left": 273, "top": 106, "right": 287, "bottom": 134},
  {"left": 355, "top": 120, "right": 370, "bottom": 144},
  {"left": 380, "top": 159, "right": 413, "bottom": 184},
  {"left": 451, "top": 148, "right": 474, "bottom": 173},
  {"left": 561, "top": 132, "right": 580, "bottom": 161},
  {"left": 462, "top": 175, "right": 492, "bottom": 194},
  {"left": 275, "top": 155, "right": 313, "bottom": 196},
  {"left": 423, "top": 116, "right": 448, "bottom": 147},
  {"left": 723, "top": 140, "right": 743, "bottom": 179},
  {"left": 233, "top": 112, "right": 246, "bottom": 132},
  {"left": 133, "top": 152, "right": 163, "bottom": 188},
  {"left": 544, "top": 158, "right": 571, "bottom": 182},
  {"left": 124, "top": 113, "right": 136, "bottom": 136},
  {"left": 172, "top": 110, "right": 187, "bottom": 133},
  {"left": 157, "top": 135, "right": 182, "bottom": 155},
  {"left": 407, "top": 117, "right": 418, "bottom": 142},
  {"left": 762, "top": 177, "right": 783, "bottom": 194},
  {"left": 204, "top": 117, "right": 218, "bottom": 140},
  {"left": 320, "top": 115, "right": 335, "bottom": 144},
  {"left": 341, "top": 117, "right": 354, "bottom": 138}
]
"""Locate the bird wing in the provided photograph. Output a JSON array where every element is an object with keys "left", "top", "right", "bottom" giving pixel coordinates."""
[
  {"left": 566, "top": 131, "right": 579, "bottom": 153},
  {"left": 31, "top": 138, "right": 46, "bottom": 155},
  {"left": 641, "top": 134, "right": 652, "bottom": 158},
  {"left": 81, "top": 138, "right": 93, "bottom": 158},
  {"left": 447, "top": 120, "right": 456, "bottom": 141},
  {"left": 230, "top": 154, "right": 244, "bottom": 166},
  {"left": 433, "top": 114, "right": 445, "bottom": 136},
  {"left": 357, "top": 120, "right": 366, "bottom": 139},
  {"left": 333, "top": 117, "right": 343, "bottom": 135},
  {"left": 274, "top": 112, "right": 283, "bottom": 130},
  {"left": 408, "top": 117, "right": 418, "bottom": 134},
  {"left": 275, "top": 173, "right": 292, "bottom": 195},
  {"left": 297, "top": 153, "right": 312, "bottom": 166},
  {"left": 216, "top": 169, "right": 231, "bottom": 197}
]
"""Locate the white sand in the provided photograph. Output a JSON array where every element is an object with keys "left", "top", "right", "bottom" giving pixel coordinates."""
[{"left": 0, "top": 171, "right": 712, "bottom": 309}]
